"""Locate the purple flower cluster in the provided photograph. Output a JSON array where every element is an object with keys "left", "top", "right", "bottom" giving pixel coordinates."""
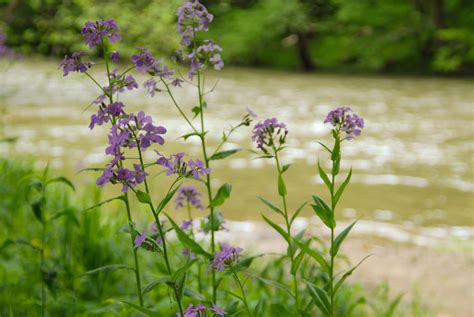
[
  {"left": 81, "top": 19, "right": 121, "bottom": 48},
  {"left": 176, "top": 1, "right": 214, "bottom": 47},
  {"left": 95, "top": 111, "right": 167, "bottom": 191},
  {"left": 175, "top": 1, "right": 224, "bottom": 79},
  {"left": 209, "top": 243, "right": 243, "bottom": 272},
  {"left": 94, "top": 70, "right": 139, "bottom": 104},
  {"left": 324, "top": 107, "right": 365, "bottom": 140},
  {"left": 134, "top": 223, "right": 164, "bottom": 250},
  {"left": 132, "top": 47, "right": 183, "bottom": 95},
  {"left": 252, "top": 118, "right": 288, "bottom": 153},
  {"left": 180, "top": 303, "right": 225, "bottom": 317},
  {"left": 175, "top": 186, "right": 204, "bottom": 210},
  {"left": 156, "top": 152, "right": 210, "bottom": 179},
  {"left": 59, "top": 52, "right": 91, "bottom": 77},
  {"left": 89, "top": 102, "right": 125, "bottom": 129}
]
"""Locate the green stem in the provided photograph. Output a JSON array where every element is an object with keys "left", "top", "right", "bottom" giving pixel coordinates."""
[
  {"left": 328, "top": 134, "right": 339, "bottom": 317},
  {"left": 102, "top": 44, "right": 144, "bottom": 307},
  {"left": 273, "top": 146, "right": 300, "bottom": 310},
  {"left": 40, "top": 222, "right": 46, "bottom": 317},
  {"left": 162, "top": 80, "right": 199, "bottom": 134},
  {"left": 136, "top": 145, "right": 184, "bottom": 317},
  {"left": 231, "top": 268, "right": 252, "bottom": 317},
  {"left": 196, "top": 67, "right": 218, "bottom": 303}
]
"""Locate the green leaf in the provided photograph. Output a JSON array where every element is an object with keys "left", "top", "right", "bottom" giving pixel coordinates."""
[
  {"left": 333, "top": 255, "right": 371, "bottom": 295},
  {"left": 306, "top": 281, "right": 330, "bottom": 315},
  {"left": 293, "top": 238, "right": 330, "bottom": 273},
  {"left": 290, "top": 201, "right": 308, "bottom": 226},
  {"left": 311, "top": 195, "right": 335, "bottom": 229},
  {"left": 291, "top": 249, "right": 306, "bottom": 275},
  {"left": 83, "top": 195, "right": 126, "bottom": 212},
  {"left": 257, "top": 196, "right": 284, "bottom": 216},
  {"left": 332, "top": 157, "right": 340, "bottom": 176},
  {"left": 121, "top": 301, "right": 157, "bottom": 316},
  {"left": 316, "top": 141, "right": 332, "bottom": 154},
  {"left": 171, "top": 259, "right": 198, "bottom": 282},
  {"left": 192, "top": 106, "right": 201, "bottom": 118},
  {"left": 262, "top": 214, "right": 291, "bottom": 245},
  {"left": 31, "top": 201, "right": 43, "bottom": 223},
  {"left": 210, "top": 183, "right": 232, "bottom": 208},
  {"left": 80, "top": 264, "right": 134, "bottom": 277},
  {"left": 281, "top": 164, "right": 291, "bottom": 174},
  {"left": 209, "top": 149, "right": 240, "bottom": 161},
  {"left": 253, "top": 297, "right": 265, "bottom": 316},
  {"left": 135, "top": 190, "right": 152, "bottom": 205},
  {"left": 227, "top": 254, "right": 263, "bottom": 274},
  {"left": 166, "top": 215, "right": 212, "bottom": 259},
  {"left": 201, "top": 209, "right": 225, "bottom": 232},
  {"left": 278, "top": 174, "right": 287, "bottom": 196},
  {"left": 251, "top": 274, "right": 294, "bottom": 296},
  {"left": 184, "top": 287, "right": 207, "bottom": 301},
  {"left": 45, "top": 176, "right": 75, "bottom": 191},
  {"left": 181, "top": 132, "right": 203, "bottom": 141},
  {"left": 156, "top": 185, "right": 181, "bottom": 215},
  {"left": 331, "top": 136, "right": 340, "bottom": 161},
  {"left": 331, "top": 220, "right": 357, "bottom": 257},
  {"left": 318, "top": 161, "right": 332, "bottom": 190},
  {"left": 387, "top": 294, "right": 404, "bottom": 317},
  {"left": 142, "top": 276, "right": 171, "bottom": 295},
  {"left": 334, "top": 169, "right": 352, "bottom": 207}
]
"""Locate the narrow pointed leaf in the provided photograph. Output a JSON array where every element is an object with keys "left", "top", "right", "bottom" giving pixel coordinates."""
[
  {"left": 290, "top": 201, "right": 308, "bottom": 226},
  {"left": 281, "top": 164, "right": 291, "bottom": 174},
  {"left": 257, "top": 196, "right": 284, "bottom": 216},
  {"left": 210, "top": 183, "right": 232, "bottom": 208},
  {"left": 209, "top": 149, "right": 240, "bottom": 161},
  {"left": 171, "top": 259, "right": 198, "bottom": 282},
  {"left": 142, "top": 276, "right": 171, "bottom": 295},
  {"left": 334, "top": 169, "right": 352, "bottom": 206},
  {"left": 262, "top": 214, "right": 291, "bottom": 245},
  {"left": 318, "top": 161, "right": 332, "bottom": 190},
  {"left": 156, "top": 185, "right": 181, "bottom": 214},
  {"left": 121, "top": 301, "right": 157, "bottom": 316},
  {"left": 333, "top": 255, "right": 371, "bottom": 295},
  {"left": 135, "top": 190, "right": 152, "bottom": 205},
  {"left": 291, "top": 250, "right": 306, "bottom": 275},
  {"left": 83, "top": 195, "right": 126, "bottom": 212},
  {"left": 80, "top": 264, "right": 134, "bottom": 277},
  {"left": 293, "top": 238, "right": 330, "bottom": 273},
  {"left": 277, "top": 175, "right": 287, "bottom": 196},
  {"left": 312, "top": 195, "right": 335, "bottom": 228},
  {"left": 306, "top": 281, "right": 330, "bottom": 315},
  {"left": 331, "top": 220, "right": 357, "bottom": 257},
  {"left": 45, "top": 176, "right": 75, "bottom": 191},
  {"left": 166, "top": 215, "right": 211, "bottom": 258}
]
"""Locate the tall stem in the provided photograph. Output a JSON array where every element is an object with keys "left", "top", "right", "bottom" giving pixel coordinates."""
[
  {"left": 136, "top": 145, "right": 184, "bottom": 317},
  {"left": 40, "top": 222, "right": 46, "bottom": 317},
  {"left": 196, "top": 68, "right": 217, "bottom": 303},
  {"left": 231, "top": 268, "right": 252, "bottom": 317},
  {"left": 328, "top": 135, "right": 339, "bottom": 317},
  {"left": 273, "top": 146, "right": 300, "bottom": 309},
  {"left": 102, "top": 44, "right": 144, "bottom": 307}
]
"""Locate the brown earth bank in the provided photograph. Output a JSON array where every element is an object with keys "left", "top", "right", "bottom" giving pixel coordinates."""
[{"left": 210, "top": 219, "right": 474, "bottom": 317}]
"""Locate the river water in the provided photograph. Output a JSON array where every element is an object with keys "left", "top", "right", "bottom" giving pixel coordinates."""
[{"left": 1, "top": 59, "right": 473, "bottom": 234}]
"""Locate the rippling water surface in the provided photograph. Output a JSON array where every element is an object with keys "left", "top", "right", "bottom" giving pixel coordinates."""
[{"left": 1, "top": 60, "right": 473, "bottom": 228}]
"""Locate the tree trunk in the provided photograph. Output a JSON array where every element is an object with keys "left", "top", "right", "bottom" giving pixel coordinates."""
[{"left": 296, "top": 31, "right": 316, "bottom": 71}]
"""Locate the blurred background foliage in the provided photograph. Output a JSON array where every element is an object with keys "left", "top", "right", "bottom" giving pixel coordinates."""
[{"left": 1, "top": 0, "right": 473, "bottom": 74}]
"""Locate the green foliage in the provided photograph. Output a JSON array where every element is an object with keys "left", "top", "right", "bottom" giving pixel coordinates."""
[{"left": 2, "top": 0, "right": 472, "bottom": 73}]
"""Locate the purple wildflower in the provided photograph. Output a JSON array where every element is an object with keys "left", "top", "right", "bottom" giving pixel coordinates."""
[
  {"left": 175, "top": 186, "right": 204, "bottom": 210},
  {"left": 180, "top": 219, "right": 193, "bottom": 230},
  {"left": 209, "top": 243, "right": 243, "bottom": 272},
  {"left": 59, "top": 52, "right": 91, "bottom": 77},
  {"left": 111, "top": 51, "right": 120, "bottom": 62},
  {"left": 81, "top": 19, "right": 121, "bottom": 48},
  {"left": 252, "top": 118, "right": 288, "bottom": 153},
  {"left": 179, "top": 303, "right": 224, "bottom": 317},
  {"left": 324, "top": 107, "right": 364, "bottom": 140},
  {"left": 134, "top": 230, "right": 146, "bottom": 248},
  {"left": 176, "top": 1, "right": 214, "bottom": 47},
  {"left": 156, "top": 152, "right": 210, "bottom": 179},
  {"left": 210, "top": 304, "right": 226, "bottom": 316},
  {"left": 131, "top": 47, "right": 159, "bottom": 73}
]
